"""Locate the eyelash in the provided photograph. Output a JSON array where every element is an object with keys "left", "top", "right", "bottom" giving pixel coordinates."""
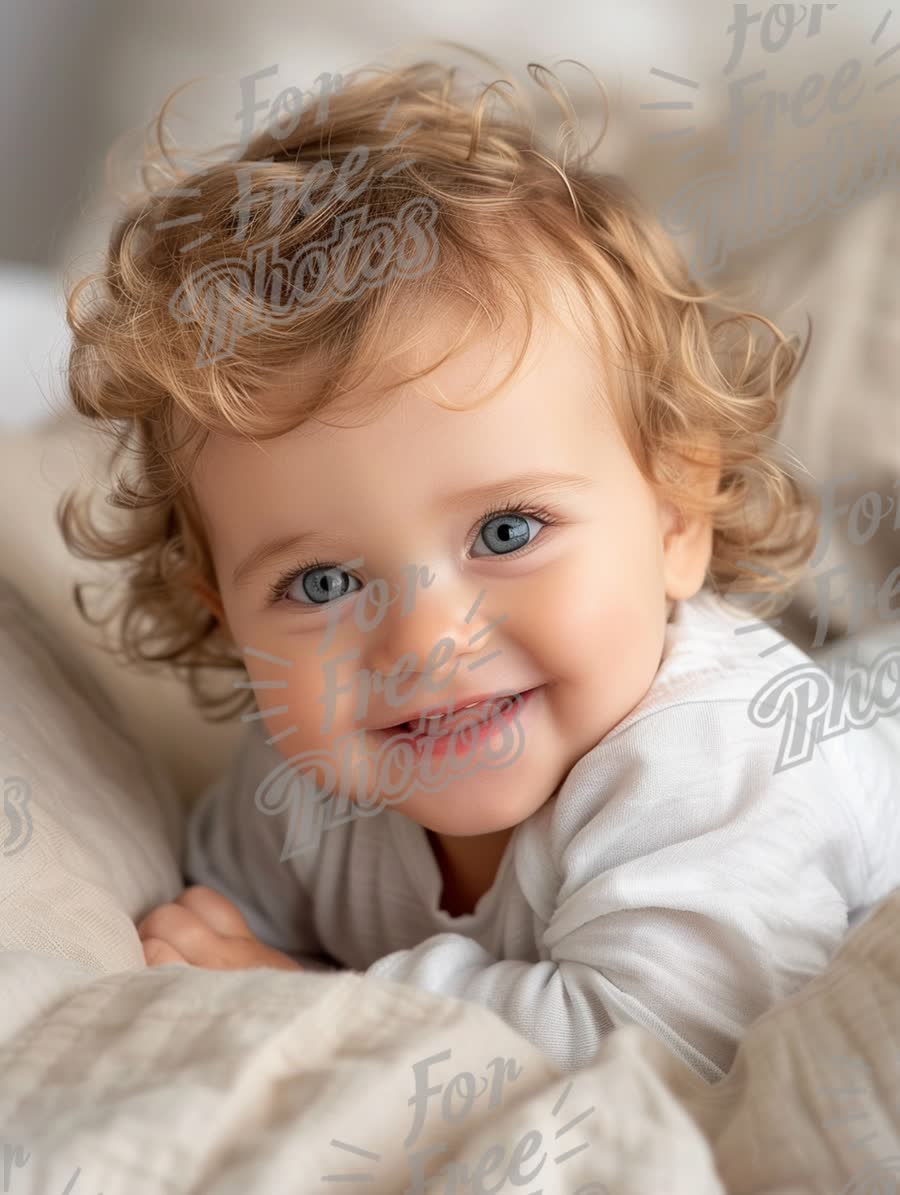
[{"left": 265, "top": 499, "right": 559, "bottom": 608}]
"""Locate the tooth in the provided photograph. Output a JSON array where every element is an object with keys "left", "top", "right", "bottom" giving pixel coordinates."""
[{"left": 399, "top": 697, "right": 500, "bottom": 737}]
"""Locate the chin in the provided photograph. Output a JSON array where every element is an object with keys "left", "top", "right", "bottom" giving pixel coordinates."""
[{"left": 399, "top": 777, "right": 547, "bottom": 837}]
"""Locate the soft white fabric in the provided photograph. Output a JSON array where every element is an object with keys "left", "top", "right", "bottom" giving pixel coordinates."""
[
  {"left": 0, "top": 575, "right": 185, "bottom": 970},
  {"left": 185, "top": 586, "right": 900, "bottom": 1082},
  {"left": 3, "top": 888, "right": 900, "bottom": 1194}
]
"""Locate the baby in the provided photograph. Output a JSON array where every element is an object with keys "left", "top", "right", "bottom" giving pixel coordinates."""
[{"left": 60, "top": 52, "right": 900, "bottom": 1081}]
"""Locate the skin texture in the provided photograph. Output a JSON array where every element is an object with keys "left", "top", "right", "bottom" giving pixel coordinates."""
[
  {"left": 137, "top": 884, "right": 303, "bottom": 970},
  {"left": 140, "top": 296, "right": 718, "bottom": 970}
]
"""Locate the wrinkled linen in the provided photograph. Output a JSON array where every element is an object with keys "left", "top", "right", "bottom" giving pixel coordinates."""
[{"left": 1, "top": 888, "right": 900, "bottom": 1193}]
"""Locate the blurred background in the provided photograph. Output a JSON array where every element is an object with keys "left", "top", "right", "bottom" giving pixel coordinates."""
[{"left": 1, "top": 0, "right": 896, "bottom": 424}]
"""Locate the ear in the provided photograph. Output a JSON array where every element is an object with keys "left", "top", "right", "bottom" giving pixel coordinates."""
[{"left": 658, "top": 439, "right": 720, "bottom": 602}]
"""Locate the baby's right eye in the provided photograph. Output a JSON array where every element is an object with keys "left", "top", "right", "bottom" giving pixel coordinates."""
[{"left": 268, "top": 562, "right": 363, "bottom": 607}]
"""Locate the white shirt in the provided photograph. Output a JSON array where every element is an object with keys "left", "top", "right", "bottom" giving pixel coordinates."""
[{"left": 184, "top": 588, "right": 900, "bottom": 1082}]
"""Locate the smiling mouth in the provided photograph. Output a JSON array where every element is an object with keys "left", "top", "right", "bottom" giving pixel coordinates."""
[{"left": 384, "top": 690, "right": 534, "bottom": 739}]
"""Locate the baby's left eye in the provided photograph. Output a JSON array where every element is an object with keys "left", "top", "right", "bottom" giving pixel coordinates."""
[{"left": 470, "top": 512, "right": 546, "bottom": 557}]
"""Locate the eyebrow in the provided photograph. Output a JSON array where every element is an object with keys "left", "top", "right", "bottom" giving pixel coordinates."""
[
  {"left": 437, "top": 469, "right": 595, "bottom": 509},
  {"left": 232, "top": 530, "right": 331, "bottom": 590},
  {"left": 231, "top": 470, "right": 594, "bottom": 589}
]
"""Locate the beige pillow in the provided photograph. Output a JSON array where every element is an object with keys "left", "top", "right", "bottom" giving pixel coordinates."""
[
  {"left": 749, "top": 189, "right": 900, "bottom": 653},
  {"left": 0, "top": 575, "right": 183, "bottom": 971}
]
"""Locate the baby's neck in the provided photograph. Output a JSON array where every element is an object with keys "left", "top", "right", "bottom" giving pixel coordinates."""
[{"left": 426, "top": 826, "right": 514, "bottom": 915}]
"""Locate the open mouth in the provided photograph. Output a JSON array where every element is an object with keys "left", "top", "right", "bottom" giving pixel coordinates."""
[{"left": 385, "top": 689, "right": 534, "bottom": 739}]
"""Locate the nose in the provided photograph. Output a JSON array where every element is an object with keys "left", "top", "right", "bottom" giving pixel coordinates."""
[{"left": 362, "top": 573, "right": 502, "bottom": 695}]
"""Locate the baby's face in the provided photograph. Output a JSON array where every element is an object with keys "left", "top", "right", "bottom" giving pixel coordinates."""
[{"left": 191, "top": 302, "right": 710, "bottom": 839}]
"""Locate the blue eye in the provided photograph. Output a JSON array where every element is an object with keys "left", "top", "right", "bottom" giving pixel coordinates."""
[
  {"left": 470, "top": 511, "right": 546, "bottom": 557},
  {"left": 266, "top": 500, "right": 558, "bottom": 608},
  {"left": 269, "top": 563, "right": 363, "bottom": 607}
]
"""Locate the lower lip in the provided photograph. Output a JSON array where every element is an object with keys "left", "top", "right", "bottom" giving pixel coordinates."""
[{"left": 382, "top": 687, "right": 539, "bottom": 759}]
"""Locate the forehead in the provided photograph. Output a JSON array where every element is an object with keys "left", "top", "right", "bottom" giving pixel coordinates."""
[{"left": 190, "top": 296, "right": 620, "bottom": 537}]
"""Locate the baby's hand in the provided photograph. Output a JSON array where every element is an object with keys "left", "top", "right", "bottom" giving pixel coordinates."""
[{"left": 136, "top": 885, "right": 303, "bottom": 972}]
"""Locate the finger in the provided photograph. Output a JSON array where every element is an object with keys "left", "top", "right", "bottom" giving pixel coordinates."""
[
  {"left": 176, "top": 885, "right": 254, "bottom": 939},
  {"left": 219, "top": 939, "right": 306, "bottom": 973},
  {"left": 137, "top": 901, "right": 220, "bottom": 959},
  {"left": 142, "top": 937, "right": 188, "bottom": 967},
  {"left": 254, "top": 945, "right": 306, "bottom": 972}
]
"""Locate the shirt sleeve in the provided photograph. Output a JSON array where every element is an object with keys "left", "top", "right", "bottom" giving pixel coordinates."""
[
  {"left": 364, "top": 694, "right": 866, "bottom": 1080},
  {"left": 184, "top": 723, "right": 338, "bottom": 971}
]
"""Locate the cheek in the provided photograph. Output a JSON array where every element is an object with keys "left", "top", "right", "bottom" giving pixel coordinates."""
[
  {"left": 511, "top": 534, "right": 666, "bottom": 682},
  {"left": 243, "top": 651, "right": 334, "bottom": 753},
  {"left": 247, "top": 633, "right": 381, "bottom": 758},
  {"left": 554, "top": 595, "right": 649, "bottom": 676}
]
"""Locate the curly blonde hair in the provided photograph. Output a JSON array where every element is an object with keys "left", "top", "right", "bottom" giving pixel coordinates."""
[{"left": 59, "top": 45, "right": 820, "bottom": 722}]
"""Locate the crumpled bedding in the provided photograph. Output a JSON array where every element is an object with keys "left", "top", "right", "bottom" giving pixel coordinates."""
[{"left": 2, "top": 888, "right": 899, "bottom": 1194}]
